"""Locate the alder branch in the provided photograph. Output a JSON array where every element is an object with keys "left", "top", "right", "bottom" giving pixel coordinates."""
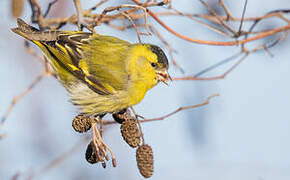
[
  {"left": 25, "top": 0, "right": 290, "bottom": 46},
  {"left": 199, "top": 0, "right": 236, "bottom": 35},
  {"left": 24, "top": 41, "right": 46, "bottom": 65},
  {"left": 73, "top": 0, "right": 84, "bottom": 30},
  {"left": 37, "top": 136, "right": 89, "bottom": 178},
  {"left": 3, "top": 0, "right": 289, "bottom": 123},
  {"left": 103, "top": 93, "right": 219, "bottom": 125},
  {"left": 131, "top": 0, "right": 290, "bottom": 46},
  {"left": 1, "top": 70, "right": 48, "bottom": 124},
  {"left": 173, "top": 30, "right": 287, "bottom": 81},
  {"left": 173, "top": 53, "right": 249, "bottom": 81},
  {"left": 43, "top": 0, "right": 58, "bottom": 18},
  {"left": 4, "top": 1, "right": 290, "bottom": 178},
  {"left": 13, "top": 136, "right": 90, "bottom": 180}
]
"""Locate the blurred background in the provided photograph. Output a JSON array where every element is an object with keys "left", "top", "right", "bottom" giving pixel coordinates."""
[{"left": 1, "top": 0, "right": 290, "bottom": 179}]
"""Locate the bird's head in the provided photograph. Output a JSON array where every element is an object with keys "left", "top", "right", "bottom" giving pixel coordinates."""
[
  {"left": 148, "top": 45, "right": 171, "bottom": 85},
  {"left": 128, "top": 44, "right": 171, "bottom": 89}
]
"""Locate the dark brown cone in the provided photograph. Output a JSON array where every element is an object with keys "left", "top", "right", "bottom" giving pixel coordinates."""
[
  {"left": 112, "top": 108, "right": 131, "bottom": 124},
  {"left": 85, "top": 141, "right": 99, "bottom": 164},
  {"left": 72, "top": 114, "right": 91, "bottom": 133},
  {"left": 136, "top": 144, "right": 154, "bottom": 178},
  {"left": 120, "top": 118, "right": 141, "bottom": 148}
]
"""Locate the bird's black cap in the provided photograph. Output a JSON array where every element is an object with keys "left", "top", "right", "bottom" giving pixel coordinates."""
[{"left": 149, "top": 45, "right": 169, "bottom": 69}]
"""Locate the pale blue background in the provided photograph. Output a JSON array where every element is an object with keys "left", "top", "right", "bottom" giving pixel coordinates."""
[{"left": 1, "top": 0, "right": 290, "bottom": 179}]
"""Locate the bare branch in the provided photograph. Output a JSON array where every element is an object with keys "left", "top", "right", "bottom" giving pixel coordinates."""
[
  {"left": 73, "top": 0, "right": 84, "bottom": 30},
  {"left": 237, "top": 0, "right": 248, "bottom": 36},
  {"left": 43, "top": 0, "right": 58, "bottom": 18},
  {"left": 132, "top": 0, "right": 290, "bottom": 46},
  {"left": 104, "top": 94, "right": 219, "bottom": 125},
  {"left": 199, "top": 0, "right": 236, "bottom": 35},
  {"left": 30, "top": 136, "right": 90, "bottom": 180},
  {"left": 1, "top": 71, "right": 48, "bottom": 124},
  {"left": 130, "top": 107, "right": 146, "bottom": 144}
]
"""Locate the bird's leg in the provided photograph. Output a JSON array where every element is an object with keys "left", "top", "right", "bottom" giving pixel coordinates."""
[
  {"left": 99, "top": 117, "right": 104, "bottom": 137},
  {"left": 91, "top": 116, "right": 117, "bottom": 167},
  {"left": 93, "top": 119, "right": 109, "bottom": 160},
  {"left": 91, "top": 120, "right": 106, "bottom": 167}
]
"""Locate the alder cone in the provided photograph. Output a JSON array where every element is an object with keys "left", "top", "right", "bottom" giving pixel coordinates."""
[
  {"left": 136, "top": 144, "right": 154, "bottom": 178},
  {"left": 85, "top": 141, "right": 99, "bottom": 164},
  {"left": 120, "top": 118, "right": 141, "bottom": 148},
  {"left": 113, "top": 108, "right": 131, "bottom": 124},
  {"left": 72, "top": 114, "right": 91, "bottom": 133}
]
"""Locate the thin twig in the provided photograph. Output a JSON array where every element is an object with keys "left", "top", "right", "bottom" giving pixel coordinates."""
[
  {"left": 1, "top": 71, "right": 47, "bottom": 123},
  {"left": 30, "top": 136, "right": 90, "bottom": 180},
  {"left": 173, "top": 8, "right": 232, "bottom": 37},
  {"left": 29, "top": 0, "right": 44, "bottom": 28},
  {"left": 96, "top": 4, "right": 152, "bottom": 42},
  {"left": 237, "top": 0, "right": 248, "bottom": 36},
  {"left": 173, "top": 52, "right": 249, "bottom": 81},
  {"left": 119, "top": 11, "right": 142, "bottom": 43},
  {"left": 130, "top": 107, "right": 146, "bottom": 145},
  {"left": 132, "top": 0, "right": 290, "bottom": 46},
  {"left": 174, "top": 32, "right": 286, "bottom": 81},
  {"left": 199, "top": 0, "right": 236, "bottom": 35},
  {"left": 194, "top": 51, "right": 243, "bottom": 77},
  {"left": 104, "top": 94, "right": 219, "bottom": 125},
  {"left": 219, "top": 0, "right": 233, "bottom": 20},
  {"left": 43, "top": 0, "right": 58, "bottom": 18},
  {"left": 73, "top": 0, "right": 84, "bottom": 30},
  {"left": 26, "top": 0, "right": 289, "bottom": 46},
  {"left": 158, "top": 10, "right": 290, "bottom": 23},
  {"left": 88, "top": 0, "right": 108, "bottom": 13},
  {"left": 140, "top": 93, "right": 219, "bottom": 122},
  {"left": 24, "top": 41, "right": 46, "bottom": 65}
]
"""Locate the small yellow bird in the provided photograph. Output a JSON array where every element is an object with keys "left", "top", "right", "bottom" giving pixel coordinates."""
[{"left": 12, "top": 19, "right": 171, "bottom": 116}]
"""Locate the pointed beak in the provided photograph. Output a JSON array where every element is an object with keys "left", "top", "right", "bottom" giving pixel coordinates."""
[{"left": 156, "top": 70, "right": 172, "bottom": 85}]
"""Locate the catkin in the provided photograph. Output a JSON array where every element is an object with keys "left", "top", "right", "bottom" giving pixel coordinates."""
[
  {"left": 120, "top": 118, "right": 141, "bottom": 148},
  {"left": 72, "top": 114, "right": 92, "bottom": 133},
  {"left": 113, "top": 108, "right": 130, "bottom": 124},
  {"left": 136, "top": 144, "right": 154, "bottom": 178},
  {"left": 85, "top": 141, "right": 99, "bottom": 164}
]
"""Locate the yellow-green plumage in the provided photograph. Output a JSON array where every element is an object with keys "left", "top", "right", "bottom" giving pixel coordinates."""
[{"left": 12, "top": 19, "right": 170, "bottom": 115}]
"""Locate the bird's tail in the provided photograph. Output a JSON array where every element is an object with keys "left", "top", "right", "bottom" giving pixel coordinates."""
[
  {"left": 11, "top": 18, "right": 59, "bottom": 41},
  {"left": 11, "top": 18, "right": 40, "bottom": 40}
]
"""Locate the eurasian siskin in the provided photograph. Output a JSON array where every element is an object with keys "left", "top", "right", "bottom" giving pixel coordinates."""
[{"left": 11, "top": 18, "right": 171, "bottom": 116}]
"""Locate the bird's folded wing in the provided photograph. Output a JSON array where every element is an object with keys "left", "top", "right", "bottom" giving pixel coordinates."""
[
  {"left": 39, "top": 32, "right": 131, "bottom": 95},
  {"left": 80, "top": 35, "right": 131, "bottom": 93}
]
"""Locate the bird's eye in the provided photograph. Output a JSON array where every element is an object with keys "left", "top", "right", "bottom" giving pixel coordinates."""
[{"left": 151, "top": 62, "right": 157, "bottom": 67}]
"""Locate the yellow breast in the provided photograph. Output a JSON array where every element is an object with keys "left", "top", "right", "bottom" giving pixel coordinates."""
[
  {"left": 125, "top": 44, "right": 159, "bottom": 106},
  {"left": 127, "top": 67, "right": 158, "bottom": 106}
]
